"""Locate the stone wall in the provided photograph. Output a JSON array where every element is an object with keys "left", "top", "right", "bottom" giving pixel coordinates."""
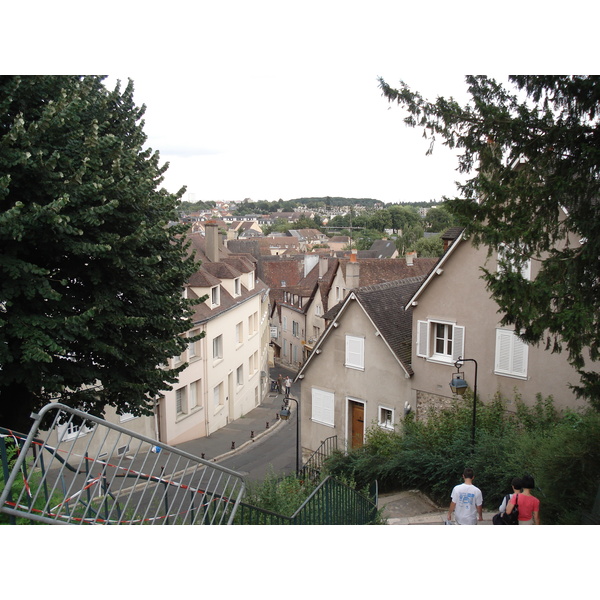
[{"left": 415, "top": 390, "right": 455, "bottom": 422}]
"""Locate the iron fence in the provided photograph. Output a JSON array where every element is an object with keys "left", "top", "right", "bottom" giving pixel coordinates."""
[
  {"left": 0, "top": 403, "right": 245, "bottom": 525},
  {"left": 233, "top": 475, "right": 379, "bottom": 525}
]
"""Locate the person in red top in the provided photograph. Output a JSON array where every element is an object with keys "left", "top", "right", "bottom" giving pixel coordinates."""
[{"left": 506, "top": 474, "right": 540, "bottom": 525}]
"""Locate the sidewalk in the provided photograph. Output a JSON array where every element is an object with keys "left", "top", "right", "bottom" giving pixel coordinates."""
[
  {"left": 378, "top": 490, "right": 497, "bottom": 525},
  {"left": 173, "top": 365, "right": 299, "bottom": 464}
]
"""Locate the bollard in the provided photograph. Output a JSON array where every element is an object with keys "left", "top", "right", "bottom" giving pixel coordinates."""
[
  {"left": 201, "top": 453, "right": 205, "bottom": 459},
  {"left": 266, "top": 422, "right": 269, "bottom": 429},
  {"left": 250, "top": 430, "right": 255, "bottom": 439},
  {"left": 231, "top": 441, "right": 235, "bottom": 450}
]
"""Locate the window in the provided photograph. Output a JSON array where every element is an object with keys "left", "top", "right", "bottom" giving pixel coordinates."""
[
  {"left": 249, "top": 350, "right": 258, "bottom": 374},
  {"left": 211, "top": 286, "right": 220, "bottom": 307},
  {"left": 172, "top": 350, "right": 183, "bottom": 367},
  {"left": 175, "top": 387, "right": 187, "bottom": 415},
  {"left": 236, "top": 322, "right": 243, "bottom": 344},
  {"left": 212, "top": 335, "right": 223, "bottom": 360},
  {"left": 345, "top": 335, "right": 365, "bottom": 370},
  {"left": 434, "top": 322, "right": 453, "bottom": 357},
  {"left": 292, "top": 321, "right": 299, "bottom": 337},
  {"left": 248, "top": 312, "right": 257, "bottom": 335},
  {"left": 495, "top": 329, "right": 529, "bottom": 379},
  {"left": 234, "top": 277, "right": 241, "bottom": 296},
  {"left": 188, "top": 330, "right": 200, "bottom": 359},
  {"left": 417, "top": 320, "right": 464, "bottom": 364},
  {"left": 236, "top": 364, "right": 244, "bottom": 386},
  {"left": 189, "top": 380, "right": 200, "bottom": 410},
  {"left": 57, "top": 420, "right": 93, "bottom": 442},
  {"left": 311, "top": 388, "right": 334, "bottom": 426},
  {"left": 379, "top": 407, "right": 394, "bottom": 430},
  {"left": 282, "top": 316, "right": 288, "bottom": 332},
  {"left": 498, "top": 244, "right": 531, "bottom": 280},
  {"left": 213, "top": 382, "right": 224, "bottom": 408}
]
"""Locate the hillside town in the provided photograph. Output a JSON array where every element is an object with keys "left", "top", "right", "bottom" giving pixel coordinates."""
[{"left": 2, "top": 75, "right": 599, "bottom": 530}]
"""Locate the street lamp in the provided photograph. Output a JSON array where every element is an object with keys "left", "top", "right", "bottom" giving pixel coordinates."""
[
  {"left": 449, "top": 356, "right": 478, "bottom": 448},
  {"left": 279, "top": 395, "right": 300, "bottom": 473}
]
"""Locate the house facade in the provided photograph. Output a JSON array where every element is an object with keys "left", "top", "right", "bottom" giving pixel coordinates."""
[
  {"left": 157, "top": 224, "right": 270, "bottom": 445},
  {"left": 295, "top": 278, "right": 424, "bottom": 458},
  {"left": 406, "top": 230, "right": 592, "bottom": 417}
]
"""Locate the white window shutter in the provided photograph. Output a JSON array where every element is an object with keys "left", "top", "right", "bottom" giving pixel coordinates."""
[
  {"left": 495, "top": 329, "right": 528, "bottom": 377},
  {"left": 511, "top": 334, "right": 528, "bottom": 376},
  {"left": 312, "top": 388, "right": 334, "bottom": 426},
  {"left": 416, "top": 320, "right": 429, "bottom": 357},
  {"left": 495, "top": 329, "right": 512, "bottom": 372},
  {"left": 452, "top": 325, "right": 465, "bottom": 361},
  {"left": 345, "top": 335, "right": 364, "bottom": 369}
]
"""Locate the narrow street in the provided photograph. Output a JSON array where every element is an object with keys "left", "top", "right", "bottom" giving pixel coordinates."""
[{"left": 218, "top": 409, "right": 297, "bottom": 481}]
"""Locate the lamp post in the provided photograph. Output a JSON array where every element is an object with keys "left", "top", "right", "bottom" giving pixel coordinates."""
[
  {"left": 279, "top": 395, "right": 300, "bottom": 473},
  {"left": 449, "top": 356, "right": 478, "bottom": 448}
]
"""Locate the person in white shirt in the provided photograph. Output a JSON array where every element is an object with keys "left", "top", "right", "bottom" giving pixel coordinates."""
[{"left": 447, "top": 468, "right": 483, "bottom": 525}]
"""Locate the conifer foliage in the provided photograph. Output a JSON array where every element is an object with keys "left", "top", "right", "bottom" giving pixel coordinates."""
[
  {"left": 0, "top": 76, "right": 200, "bottom": 431},
  {"left": 379, "top": 75, "right": 600, "bottom": 407}
]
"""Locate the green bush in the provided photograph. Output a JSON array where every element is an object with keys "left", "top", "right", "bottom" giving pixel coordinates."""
[{"left": 323, "top": 392, "right": 600, "bottom": 524}]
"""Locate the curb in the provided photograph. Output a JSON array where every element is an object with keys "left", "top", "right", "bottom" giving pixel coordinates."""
[{"left": 210, "top": 415, "right": 285, "bottom": 464}]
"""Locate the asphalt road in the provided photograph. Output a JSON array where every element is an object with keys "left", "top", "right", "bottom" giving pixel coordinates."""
[{"left": 218, "top": 408, "right": 298, "bottom": 481}]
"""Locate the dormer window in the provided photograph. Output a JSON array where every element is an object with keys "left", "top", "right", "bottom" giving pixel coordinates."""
[
  {"left": 211, "top": 285, "right": 220, "bottom": 307},
  {"left": 234, "top": 277, "right": 241, "bottom": 297}
]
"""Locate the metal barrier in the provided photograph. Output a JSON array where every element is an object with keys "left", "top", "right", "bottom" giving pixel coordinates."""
[{"left": 0, "top": 403, "right": 245, "bottom": 525}]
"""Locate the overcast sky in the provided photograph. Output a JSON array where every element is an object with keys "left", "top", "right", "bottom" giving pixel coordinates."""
[{"left": 8, "top": 1, "right": 595, "bottom": 208}]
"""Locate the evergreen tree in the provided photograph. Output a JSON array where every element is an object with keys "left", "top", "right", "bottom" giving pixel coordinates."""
[
  {"left": 379, "top": 75, "right": 600, "bottom": 407},
  {"left": 0, "top": 76, "right": 200, "bottom": 432}
]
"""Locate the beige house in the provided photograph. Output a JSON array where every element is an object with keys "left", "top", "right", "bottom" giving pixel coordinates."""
[
  {"left": 295, "top": 277, "right": 425, "bottom": 457},
  {"left": 275, "top": 256, "right": 338, "bottom": 368},
  {"left": 157, "top": 224, "right": 270, "bottom": 445},
  {"left": 406, "top": 229, "right": 592, "bottom": 417}
]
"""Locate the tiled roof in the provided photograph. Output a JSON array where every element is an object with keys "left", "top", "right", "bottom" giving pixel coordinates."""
[
  {"left": 188, "top": 269, "right": 221, "bottom": 287},
  {"left": 370, "top": 239, "right": 398, "bottom": 258},
  {"left": 261, "top": 258, "right": 304, "bottom": 289},
  {"left": 338, "top": 257, "right": 438, "bottom": 286},
  {"left": 202, "top": 262, "right": 243, "bottom": 280},
  {"left": 351, "top": 277, "right": 424, "bottom": 374}
]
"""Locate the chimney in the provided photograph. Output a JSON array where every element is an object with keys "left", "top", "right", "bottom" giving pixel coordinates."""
[
  {"left": 205, "top": 222, "right": 219, "bottom": 263},
  {"left": 346, "top": 251, "right": 360, "bottom": 290},
  {"left": 406, "top": 251, "right": 417, "bottom": 266},
  {"left": 319, "top": 256, "right": 328, "bottom": 279}
]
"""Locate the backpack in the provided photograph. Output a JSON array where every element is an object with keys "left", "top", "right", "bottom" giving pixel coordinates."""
[{"left": 492, "top": 494, "right": 519, "bottom": 525}]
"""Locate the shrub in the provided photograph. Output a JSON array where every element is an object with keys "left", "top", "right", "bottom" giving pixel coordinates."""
[{"left": 322, "top": 393, "right": 600, "bottom": 524}]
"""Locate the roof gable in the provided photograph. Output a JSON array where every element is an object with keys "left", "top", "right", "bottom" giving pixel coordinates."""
[{"left": 297, "top": 276, "right": 425, "bottom": 379}]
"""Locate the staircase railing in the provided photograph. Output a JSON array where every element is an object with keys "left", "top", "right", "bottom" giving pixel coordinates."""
[
  {"left": 233, "top": 475, "right": 379, "bottom": 525},
  {"left": 298, "top": 435, "right": 337, "bottom": 480}
]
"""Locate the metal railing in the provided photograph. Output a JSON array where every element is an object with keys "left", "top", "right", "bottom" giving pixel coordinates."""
[
  {"left": 1, "top": 403, "right": 245, "bottom": 525},
  {"left": 233, "top": 475, "right": 379, "bottom": 525},
  {"left": 299, "top": 435, "right": 337, "bottom": 480}
]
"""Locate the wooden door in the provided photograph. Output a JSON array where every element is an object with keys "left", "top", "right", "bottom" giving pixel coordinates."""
[{"left": 350, "top": 401, "right": 365, "bottom": 449}]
